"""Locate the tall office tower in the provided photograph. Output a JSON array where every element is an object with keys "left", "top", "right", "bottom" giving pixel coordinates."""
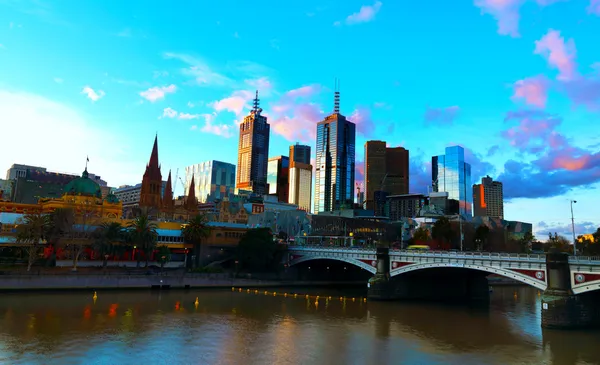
[
  {"left": 289, "top": 143, "right": 311, "bottom": 165},
  {"left": 185, "top": 160, "right": 236, "bottom": 203},
  {"left": 432, "top": 145, "right": 472, "bottom": 217},
  {"left": 364, "top": 141, "right": 409, "bottom": 211},
  {"left": 236, "top": 91, "right": 270, "bottom": 195},
  {"left": 267, "top": 156, "right": 290, "bottom": 203},
  {"left": 314, "top": 83, "right": 356, "bottom": 213},
  {"left": 473, "top": 175, "right": 504, "bottom": 219},
  {"left": 289, "top": 144, "right": 312, "bottom": 212}
]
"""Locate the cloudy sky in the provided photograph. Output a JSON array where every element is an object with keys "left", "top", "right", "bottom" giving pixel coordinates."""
[{"left": 1, "top": 0, "right": 599, "bottom": 239}]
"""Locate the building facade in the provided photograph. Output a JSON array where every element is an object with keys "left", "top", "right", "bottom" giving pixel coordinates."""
[
  {"left": 432, "top": 145, "right": 472, "bottom": 217},
  {"left": 364, "top": 141, "right": 409, "bottom": 211},
  {"left": 314, "top": 91, "right": 356, "bottom": 213},
  {"left": 267, "top": 156, "right": 289, "bottom": 203},
  {"left": 289, "top": 143, "right": 311, "bottom": 165},
  {"left": 289, "top": 161, "right": 312, "bottom": 212},
  {"left": 386, "top": 193, "right": 427, "bottom": 221},
  {"left": 185, "top": 160, "right": 236, "bottom": 203},
  {"left": 236, "top": 91, "right": 270, "bottom": 195},
  {"left": 473, "top": 175, "right": 504, "bottom": 219}
]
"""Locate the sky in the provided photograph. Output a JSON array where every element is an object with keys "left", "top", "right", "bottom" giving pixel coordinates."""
[{"left": 0, "top": 0, "right": 599, "bottom": 240}]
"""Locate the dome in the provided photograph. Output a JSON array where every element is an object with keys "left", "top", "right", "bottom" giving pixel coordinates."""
[
  {"left": 64, "top": 169, "right": 102, "bottom": 198},
  {"left": 104, "top": 193, "right": 120, "bottom": 204}
]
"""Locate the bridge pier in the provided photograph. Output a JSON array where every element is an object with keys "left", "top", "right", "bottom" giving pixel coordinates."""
[
  {"left": 367, "top": 247, "right": 395, "bottom": 300},
  {"left": 541, "top": 252, "right": 600, "bottom": 329}
]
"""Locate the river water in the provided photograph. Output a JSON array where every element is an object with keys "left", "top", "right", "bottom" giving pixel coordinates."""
[{"left": 0, "top": 286, "right": 599, "bottom": 365}]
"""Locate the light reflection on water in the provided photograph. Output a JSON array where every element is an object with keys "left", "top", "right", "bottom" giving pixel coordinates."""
[{"left": 0, "top": 286, "right": 599, "bottom": 365}]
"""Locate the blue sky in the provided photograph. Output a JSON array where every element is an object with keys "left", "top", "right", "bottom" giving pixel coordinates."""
[{"left": 1, "top": 0, "right": 599, "bottom": 239}]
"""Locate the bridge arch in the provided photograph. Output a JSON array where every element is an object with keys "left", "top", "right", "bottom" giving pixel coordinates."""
[
  {"left": 390, "top": 262, "right": 548, "bottom": 291},
  {"left": 289, "top": 255, "right": 377, "bottom": 275}
]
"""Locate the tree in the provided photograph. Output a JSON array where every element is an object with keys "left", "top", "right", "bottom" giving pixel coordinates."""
[
  {"left": 412, "top": 226, "right": 430, "bottom": 243},
  {"left": 546, "top": 232, "right": 571, "bottom": 253},
  {"left": 157, "top": 245, "right": 171, "bottom": 273},
  {"left": 127, "top": 214, "right": 158, "bottom": 267},
  {"left": 474, "top": 225, "right": 490, "bottom": 251},
  {"left": 46, "top": 208, "right": 75, "bottom": 261},
  {"left": 432, "top": 217, "right": 453, "bottom": 249},
  {"left": 15, "top": 213, "right": 50, "bottom": 271},
  {"left": 93, "top": 222, "right": 125, "bottom": 268},
  {"left": 181, "top": 214, "right": 211, "bottom": 267},
  {"left": 236, "top": 228, "right": 278, "bottom": 272}
]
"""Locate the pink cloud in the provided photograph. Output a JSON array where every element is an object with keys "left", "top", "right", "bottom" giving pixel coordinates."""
[
  {"left": 139, "top": 84, "right": 176, "bottom": 102},
  {"left": 210, "top": 90, "right": 254, "bottom": 115},
  {"left": 502, "top": 111, "right": 561, "bottom": 150},
  {"left": 341, "top": 1, "right": 383, "bottom": 25},
  {"left": 350, "top": 107, "right": 376, "bottom": 137},
  {"left": 512, "top": 76, "right": 550, "bottom": 108},
  {"left": 284, "top": 84, "right": 321, "bottom": 99},
  {"left": 196, "top": 113, "right": 234, "bottom": 138},
  {"left": 474, "top": 0, "right": 523, "bottom": 37},
  {"left": 534, "top": 30, "right": 578, "bottom": 81},
  {"left": 270, "top": 103, "right": 324, "bottom": 142},
  {"left": 588, "top": 0, "right": 600, "bottom": 15}
]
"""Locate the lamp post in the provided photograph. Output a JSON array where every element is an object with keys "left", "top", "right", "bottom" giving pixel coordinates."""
[{"left": 571, "top": 200, "right": 577, "bottom": 256}]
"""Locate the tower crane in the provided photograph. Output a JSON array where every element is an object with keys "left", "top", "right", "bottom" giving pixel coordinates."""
[
  {"left": 178, "top": 177, "right": 187, "bottom": 196},
  {"left": 173, "top": 168, "right": 179, "bottom": 196}
]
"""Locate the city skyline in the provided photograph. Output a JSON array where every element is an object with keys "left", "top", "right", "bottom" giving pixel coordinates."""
[{"left": 1, "top": 0, "right": 599, "bottom": 237}]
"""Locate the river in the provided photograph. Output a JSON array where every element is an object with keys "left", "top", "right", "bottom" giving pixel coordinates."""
[{"left": 0, "top": 286, "right": 599, "bottom": 365}]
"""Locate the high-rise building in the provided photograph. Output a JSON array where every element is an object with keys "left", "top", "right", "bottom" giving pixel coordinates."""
[
  {"left": 432, "top": 145, "right": 472, "bottom": 217},
  {"left": 314, "top": 86, "right": 356, "bottom": 213},
  {"left": 289, "top": 143, "right": 311, "bottom": 165},
  {"left": 473, "top": 175, "right": 504, "bottom": 219},
  {"left": 289, "top": 146, "right": 312, "bottom": 212},
  {"left": 267, "top": 156, "right": 289, "bottom": 203},
  {"left": 185, "top": 160, "right": 236, "bottom": 203},
  {"left": 364, "top": 141, "right": 409, "bottom": 211},
  {"left": 236, "top": 91, "right": 270, "bottom": 195}
]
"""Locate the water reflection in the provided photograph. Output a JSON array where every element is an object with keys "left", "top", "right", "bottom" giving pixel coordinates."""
[{"left": 0, "top": 287, "right": 598, "bottom": 365}]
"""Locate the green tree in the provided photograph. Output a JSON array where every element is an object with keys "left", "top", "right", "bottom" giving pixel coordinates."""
[
  {"left": 412, "top": 226, "right": 430, "bottom": 243},
  {"left": 157, "top": 245, "right": 171, "bottom": 273},
  {"left": 236, "top": 228, "right": 278, "bottom": 272},
  {"left": 46, "top": 208, "right": 75, "bottom": 261},
  {"left": 432, "top": 217, "right": 453, "bottom": 248},
  {"left": 127, "top": 214, "right": 158, "bottom": 267},
  {"left": 474, "top": 225, "right": 490, "bottom": 251},
  {"left": 546, "top": 232, "right": 571, "bottom": 253},
  {"left": 181, "top": 214, "right": 211, "bottom": 267},
  {"left": 93, "top": 222, "right": 125, "bottom": 268},
  {"left": 15, "top": 213, "right": 50, "bottom": 271}
]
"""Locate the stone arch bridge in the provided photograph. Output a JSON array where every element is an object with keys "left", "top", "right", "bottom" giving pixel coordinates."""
[{"left": 287, "top": 246, "right": 600, "bottom": 329}]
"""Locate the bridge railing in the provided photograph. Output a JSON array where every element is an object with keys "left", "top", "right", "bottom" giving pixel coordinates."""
[{"left": 569, "top": 256, "right": 600, "bottom": 263}]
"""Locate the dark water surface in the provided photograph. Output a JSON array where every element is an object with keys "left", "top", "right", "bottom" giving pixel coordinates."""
[{"left": 0, "top": 286, "right": 599, "bottom": 365}]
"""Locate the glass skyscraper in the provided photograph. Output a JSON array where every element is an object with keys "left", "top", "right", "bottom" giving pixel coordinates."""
[
  {"left": 432, "top": 146, "right": 472, "bottom": 217},
  {"left": 314, "top": 93, "right": 356, "bottom": 213},
  {"left": 185, "top": 160, "right": 236, "bottom": 203}
]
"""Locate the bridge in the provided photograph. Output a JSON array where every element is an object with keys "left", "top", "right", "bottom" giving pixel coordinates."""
[{"left": 287, "top": 246, "right": 600, "bottom": 329}]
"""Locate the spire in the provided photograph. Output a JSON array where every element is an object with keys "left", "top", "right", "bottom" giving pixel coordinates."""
[
  {"left": 334, "top": 78, "right": 340, "bottom": 114},
  {"left": 149, "top": 134, "right": 159, "bottom": 169},
  {"left": 185, "top": 175, "right": 198, "bottom": 212},
  {"left": 253, "top": 90, "right": 259, "bottom": 112},
  {"left": 162, "top": 170, "right": 174, "bottom": 211}
]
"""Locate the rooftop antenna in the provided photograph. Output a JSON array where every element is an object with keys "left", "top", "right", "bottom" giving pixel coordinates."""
[
  {"left": 253, "top": 90, "right": 260, "bottom": 114},
  {"left": 334, "top": 78, "right": 340, "bottom": 114}
]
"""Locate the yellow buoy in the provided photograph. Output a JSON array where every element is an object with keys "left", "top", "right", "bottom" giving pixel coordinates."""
[
  {"left": 264, "top": 291, "right": 268, "bottom": 295},
  {"left": 294, "top": 294, "right": 298, "bottom": 298},
  {"left": 232, "top": 287, "right": 235, "bottom": 291},
  {"left": 195, "top": 297, "right": 199, "bottom": 305},
  {"left": 93, "top": 291, "right": 98, "bottom": 300},
  {"left": 305, "top": 294, "right": 309, "bottom": 299},
  {"left": 363, "top": 298, "right": 367, "bottom": 302}
]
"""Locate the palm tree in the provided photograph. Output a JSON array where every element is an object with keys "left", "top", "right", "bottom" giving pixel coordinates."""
[
  {"left": 15, "top": 213, "right": 50, "bottom": 271},
  {"left": 182, "top": 214, "right": 211, "bottom": 268},
  {"left": 127, "top": 214, "right": 158, "bottom": 267},
  {"left": 94, "top": 222, "right": 125, "bottom": 268}
]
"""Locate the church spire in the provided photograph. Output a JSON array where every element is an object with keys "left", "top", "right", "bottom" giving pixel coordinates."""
[
  {"left": 149, "top": 134, "right": 159, "bottom": 169},
  {"left": 162, "top": 170, "right": 174, "bottom": 211},
  {"left": 185, "top": 175, "right": 198, "bottom": 212}
]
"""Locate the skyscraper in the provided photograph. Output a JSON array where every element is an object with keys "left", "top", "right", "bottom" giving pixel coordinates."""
[
  {"left": 314, "top": 86, "right": 356, "bottom": 213},
  {"left": 289, "top": 143, "right": 311, "bottom": 165},
  {"left": 432, "top": 145, "right": 472, "bottom": 217},
  {"left": 364, "top": 141, "right": 409, "bottom": 211},
  {"left": 289, "top": 144, "right": 312, "bottom": 212},
  {"left": 236, "top": 91, "right": 270, "bottom": 195},
  {"left": 267, "top": 156, "right": 290, "bottom": 203},
  {"left": 473, "top": 175, "right": 504, "bottom": 219},
  {"left": 185, "top": 160, "right": 236, "bottom": 203}
]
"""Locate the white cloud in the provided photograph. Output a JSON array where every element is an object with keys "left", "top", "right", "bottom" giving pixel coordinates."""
[
  {"left": 53, "top": 77, "right": 63, "bottom": 84},
  {"left": 81, "top": 86, "right": 105, "bottom": 102},
  {"left": 199, "top": 113, "right": 234, "bottom": 138},
  {"left": 209, "top": 90, "right": 255, "bottom": 115},
  {"left": 164, "top": 52, "right": 233, "bottom": 87},
  {"left": 0, "top": 89, "right": 141, "bottom": 186},
  {"left": 160, "top": 107, "right": 200, "bottom": 120},
  {"left": 139, "top": 84, "right": 177, "bottom": 102}
]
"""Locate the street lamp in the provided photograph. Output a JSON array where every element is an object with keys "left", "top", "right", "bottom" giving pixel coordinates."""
[{"left": 571, "top": 200, "right": 577, "bottom": 256}]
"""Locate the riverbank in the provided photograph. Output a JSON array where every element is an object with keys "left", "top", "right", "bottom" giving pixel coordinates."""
[{"left": 0, "top": 273, "right": 365, "bottom": 292}]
